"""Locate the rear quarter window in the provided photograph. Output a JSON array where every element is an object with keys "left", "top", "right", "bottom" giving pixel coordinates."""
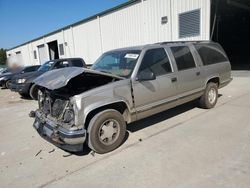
[{"left": 195, "top": 44, "right": 228, "bottom": 65}]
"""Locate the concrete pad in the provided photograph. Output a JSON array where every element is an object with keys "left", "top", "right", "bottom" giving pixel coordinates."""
[{"left": 0, "top": 73, "right": 250, "bottom": 188}]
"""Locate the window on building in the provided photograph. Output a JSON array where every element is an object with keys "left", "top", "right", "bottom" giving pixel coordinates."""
[
  {"left": 33, "top": 50, "right": 37, "bottom": 59},
  {"left": 16, "top": 51, "right": 21, "bottom": 54},
  {"left": 195, "top": 44, "right": 228, "bottom": 65},
  {"left": 179, "top": 9, "right": 201, "bottom": 38},
  {"left": 139, "top": 48, "right": 172, "bottom": 77},
  {"left": 171, "top": 46, "right": 196, "bottom": 71},
  {"left": 59, "top": 43, "right": 64, "bottom": 55}
]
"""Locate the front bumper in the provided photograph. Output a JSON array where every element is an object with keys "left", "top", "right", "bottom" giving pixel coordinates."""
[
  {"left": 10, "top": 82, "right": 31, "bottom": 94},
  {"left": 32, "top": 110, "right": 86, "bottom": 152}
]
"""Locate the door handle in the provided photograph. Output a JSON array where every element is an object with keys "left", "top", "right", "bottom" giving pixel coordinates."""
[
  {"left": 196, "top": 71, "right": 200, "bottom": 76},
  {"left": 171, "top": 77, "right": 177, "bottom": 82}
]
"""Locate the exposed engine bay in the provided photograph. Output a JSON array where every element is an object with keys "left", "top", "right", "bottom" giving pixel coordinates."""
[{"left": 35, "top": 68, "right": 122, "bottom": 129}]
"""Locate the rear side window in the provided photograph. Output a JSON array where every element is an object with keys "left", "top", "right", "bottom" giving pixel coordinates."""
[
  {"left": 54, "top": 61, "right": 70, "bottom": 69},
  {"left": 71, "top": 59, "right": 84, "bottom": 67},
  {"left": 139, "top": 48, "right": 172, "bottom": 77},
  {"left": 195, "top": 44, "right": 228, "bottom": 65},
  {"left": 171, "top": 46, "right": 196, "bottom": 71}
]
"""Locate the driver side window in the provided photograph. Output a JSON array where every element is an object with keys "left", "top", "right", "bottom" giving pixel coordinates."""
[{"left": 139, "top": 48, "right": 172, "bottom": 77}]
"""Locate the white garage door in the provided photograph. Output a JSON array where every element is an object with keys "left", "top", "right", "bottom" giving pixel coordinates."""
[{"left": 37, "top": 44, "right": 48, "bottom": 64}]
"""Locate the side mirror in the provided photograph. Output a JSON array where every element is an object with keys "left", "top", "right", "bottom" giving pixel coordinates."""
[{"left": 137, "top": 69, "right": 156, "bottom": 81}]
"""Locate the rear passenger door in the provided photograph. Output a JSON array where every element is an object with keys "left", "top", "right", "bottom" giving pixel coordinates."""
[{"left": 169, "top": 45, "right": 204, "bottom": 96}]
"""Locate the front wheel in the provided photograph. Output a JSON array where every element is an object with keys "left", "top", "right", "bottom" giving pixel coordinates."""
[
  {"left": 29, "top": 84, "right": 39, "bottom": 100},
  {"left": 88, "top": 109, "right": 126, "bottom": 154},
  {"left": 199, "top": 82, "right": 218, "bottom": 109},
  {"left": 5, "top": 80, "right": 11, "bottom": 89}
]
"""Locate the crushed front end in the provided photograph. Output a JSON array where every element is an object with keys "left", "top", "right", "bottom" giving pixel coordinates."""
[{"left": 30, "top": 89, "right": 86, "bottom": 152}]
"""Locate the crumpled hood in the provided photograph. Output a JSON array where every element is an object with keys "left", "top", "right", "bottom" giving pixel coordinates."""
[{"left": 33, "top": 67, "right": 123, "bottom": 90}]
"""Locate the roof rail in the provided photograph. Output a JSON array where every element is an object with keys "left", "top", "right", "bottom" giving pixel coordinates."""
[{"left": 156, "top": 40, "right": 211, "bottom": 45}]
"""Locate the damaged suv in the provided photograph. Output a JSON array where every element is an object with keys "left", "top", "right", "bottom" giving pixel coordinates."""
[{"left": 30, "top": 41, "right": 232, "bottom": 154}]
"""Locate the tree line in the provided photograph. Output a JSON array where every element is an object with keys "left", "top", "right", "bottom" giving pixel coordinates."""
[{"left": 0, "top": 48, "right": 7, "bottom": 65}]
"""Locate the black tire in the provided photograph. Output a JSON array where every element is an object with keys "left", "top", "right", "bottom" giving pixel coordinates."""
[
  {"left": 87, "top": 109, "right": 126, "bottom": 154},
  {"left": 199, "top": 82, "right": 218, "bottom": 109},
  {"left": 5, "top": 80, "right": 11, "bottom": 89},
  {"left": 19, "top": 92, "right": 29, "bottom": 98},
  {"left": 29, "top": 84, "right": 38, "bottom": 100}
]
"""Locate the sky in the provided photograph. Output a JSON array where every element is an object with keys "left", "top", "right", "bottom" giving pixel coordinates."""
[{"left": 0, "top": 0, "right": 128, "bottom": 49}]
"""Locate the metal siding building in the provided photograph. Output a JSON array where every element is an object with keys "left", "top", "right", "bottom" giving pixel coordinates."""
[{"left": 6, "top": 0, "right": 211, "bottom": 66}]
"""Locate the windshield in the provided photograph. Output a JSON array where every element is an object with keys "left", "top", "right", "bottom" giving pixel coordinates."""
[
  {"left": 38, "top": 61, "right": 53, "bottom": 72},
  {"left": 91, "top": 50, "right": 141, "bottom": 78}
]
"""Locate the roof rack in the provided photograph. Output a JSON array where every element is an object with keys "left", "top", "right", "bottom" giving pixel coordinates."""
[{"left": 156, "top": 40, "right": 211, "bottom": 45}]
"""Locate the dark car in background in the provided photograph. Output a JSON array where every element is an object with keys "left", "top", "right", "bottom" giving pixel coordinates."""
[
  {"left": 0, "top": 65, "right": 40, "bottom": 89},
  {"left": 10, "top": 58, "right": 86, "bottom": 99}
]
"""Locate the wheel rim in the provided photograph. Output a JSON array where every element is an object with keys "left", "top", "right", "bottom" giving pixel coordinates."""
[
  {"left": 208, "top": 88, "right": 216, "bottom": 104},
  {"left": 6, "top": 81, "right": 11, "bottom": 89},
  {"left": 98, "top": 119, "right": 120, "bottom": 146}
]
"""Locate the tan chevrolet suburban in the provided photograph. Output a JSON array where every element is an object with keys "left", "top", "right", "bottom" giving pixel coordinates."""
[{"left": 30, "top": 41, "right": 232, "bottom": 154}]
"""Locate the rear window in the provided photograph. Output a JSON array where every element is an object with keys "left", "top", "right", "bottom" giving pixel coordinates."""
[
  {"left": 54, "top": 61, "right": 70, "bottom": 69},
  {"left": 195, "top": 44, "right": 228, "bottom": 65},
  {"left": 171, "top": 46, "right": 196, "bottom": 71},
  {"left": 71, "top": 59, "right": 84, "bottom": 67}
]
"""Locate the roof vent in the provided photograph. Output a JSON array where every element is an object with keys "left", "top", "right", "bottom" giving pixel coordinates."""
[{"left": 179, "top": 9, "right": 201, "bottom": 38}]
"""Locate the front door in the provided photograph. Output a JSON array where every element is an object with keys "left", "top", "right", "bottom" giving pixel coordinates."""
[{"left": 132, "top": 47, "right": 178, "bottom": 120}]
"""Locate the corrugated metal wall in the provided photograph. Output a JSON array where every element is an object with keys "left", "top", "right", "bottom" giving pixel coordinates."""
[{"left": 7, "top": 0, "right": 211, "bottom": 66}]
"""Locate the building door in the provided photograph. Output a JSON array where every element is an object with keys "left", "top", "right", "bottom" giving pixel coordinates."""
[
  {"left": 37, "top": 44, "right": 48, "bottom": 64},
  {"left": 47, "top": 40, "right": 59, "bottom": 60}
]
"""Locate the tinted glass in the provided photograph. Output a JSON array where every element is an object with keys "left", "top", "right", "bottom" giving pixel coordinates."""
[
  {"left": 23, "top": 66, "right": 39, "bottom": 73},
  {"left": 71, "top": 59, "right": 84, "bottom": 67},
  {"left": 195, "top": 44, "right": 228, "bottom": 65},
  {"left": 139, "top": 48, "right": 172, "bottom": 76},
  {"left": 38, "top": 61, "right": 54, "bottom": 72},
  {"left": 53, "top": 61, "right": 70, "bottom": 69},
  {"left": 171, "top": 46, "right": 196, "bottom": 71}
]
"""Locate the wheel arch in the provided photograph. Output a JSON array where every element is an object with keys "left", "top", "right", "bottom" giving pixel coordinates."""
[
  {"left": 206, "top": 76, "right": 220, "bottom": 87},
  {"left": 84, "top": 101, "right": 132, "bottom": 130}
]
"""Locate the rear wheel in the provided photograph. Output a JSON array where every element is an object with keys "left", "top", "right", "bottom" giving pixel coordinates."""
[
  {"left": 87, "top": 109, "right": 126, "bottom": 154},
  {"left": 29, "top": 84, "right": 38, "bottom": 100},
  {"left": 199, "top": 82, "right": 218, "bottom": 109}
]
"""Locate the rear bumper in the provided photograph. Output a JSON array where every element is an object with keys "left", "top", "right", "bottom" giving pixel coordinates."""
[
  {"left": 32, "top": 110, "right": 86, "bottom": 152},
  {"left": 10, "top": 82, "right": 30, "bottom": 94}
]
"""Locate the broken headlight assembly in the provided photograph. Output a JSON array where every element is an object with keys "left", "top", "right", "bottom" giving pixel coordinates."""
[{"left": 63, "top": 109, "right": 74, "bottom": 123}]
